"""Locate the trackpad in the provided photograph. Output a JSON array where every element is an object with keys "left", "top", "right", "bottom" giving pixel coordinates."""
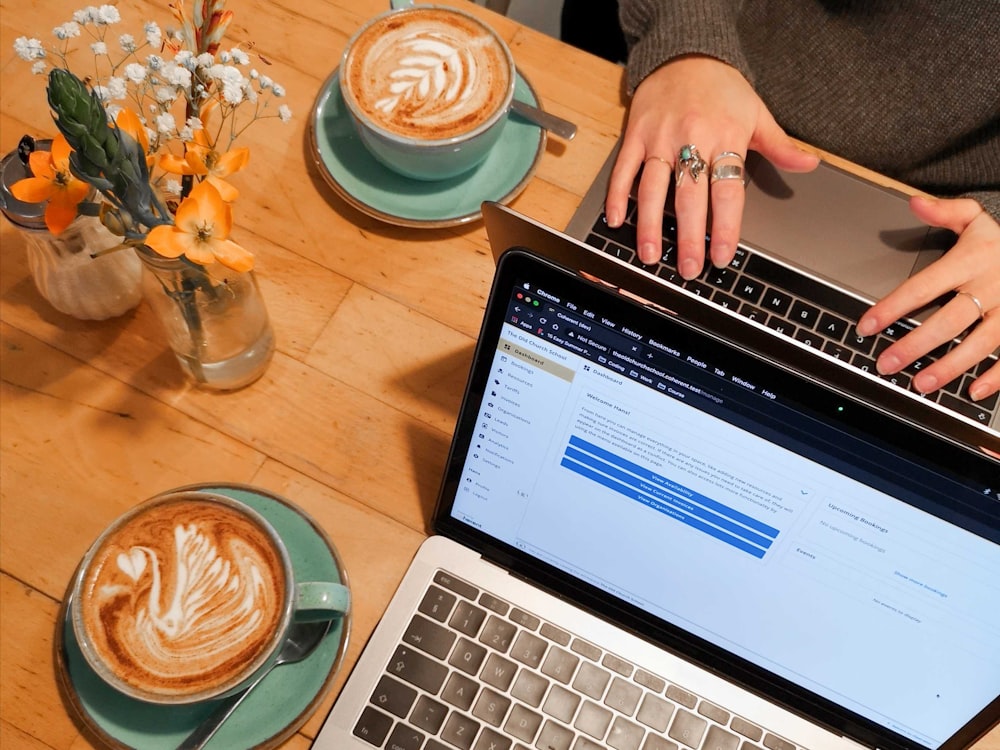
[{"left": 740, "top": 155, "right": 950, "bottom": 303}]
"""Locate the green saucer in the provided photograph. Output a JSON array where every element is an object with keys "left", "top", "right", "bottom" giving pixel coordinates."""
[
  {"left": 309, "top": 67, "right": 546, "bottom": 228},
  {"left": 55, "top": 484, "right": 351, "bottom": 750}
]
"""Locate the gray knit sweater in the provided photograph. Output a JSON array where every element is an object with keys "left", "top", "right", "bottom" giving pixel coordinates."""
[{"left": 619, "top": 0, "right": 1000, "bottom": 219}]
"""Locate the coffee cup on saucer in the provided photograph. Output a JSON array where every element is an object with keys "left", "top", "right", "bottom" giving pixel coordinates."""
[
  {"left": 68, "top": 489, "right": 351, "bottom": 705},
  {"left": 339, "top": 0, "right": 517, "bottom": 180}
]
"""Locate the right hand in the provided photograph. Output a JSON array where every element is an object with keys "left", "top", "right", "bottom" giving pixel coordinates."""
[{"left": 605, "top": 55, "right": 820, "bottom": 278}]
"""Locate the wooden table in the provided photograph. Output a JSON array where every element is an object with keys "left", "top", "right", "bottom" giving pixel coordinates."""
[{"left": 0, "top": 1, "right": 996, "bottom": 748}]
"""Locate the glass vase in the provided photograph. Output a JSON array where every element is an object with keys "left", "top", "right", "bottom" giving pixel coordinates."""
[
  {"left": 138, "top": 249, "right": 275, "bottom": 390},
  {"left": 21, "top": 215, "right": 143, "bottom": 320}
]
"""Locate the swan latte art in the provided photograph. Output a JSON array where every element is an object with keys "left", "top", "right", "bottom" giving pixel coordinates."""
[
  {"left": 75, "top": 496, "right": 287, "bottom": 699},
  {"left": 343, "top": 8, "right": 512, "bottom": 140}
]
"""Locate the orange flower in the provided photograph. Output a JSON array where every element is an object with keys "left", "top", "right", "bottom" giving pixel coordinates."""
[
  {"left": 145, "top": 180, "right": 253, "bottom": 272},
  {"left": 115, "top": 108, "right": 154, "bottom": 169},
  {"left": 10, "top": 133, "right": 90, "bottom": 234},
  {"left": 158, "top": 129, "right": 249, "bottom": 201}
]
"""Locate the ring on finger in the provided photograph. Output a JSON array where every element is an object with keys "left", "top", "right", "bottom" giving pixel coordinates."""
[
  {"left": 957, "top": 290, "right": 986, "bottom": 320},
  {"left": 710, "top": 151, "right": 748, "bottom": 186},
  {"left": 675, "top": 144, "right": 707, "bottom": 187}
]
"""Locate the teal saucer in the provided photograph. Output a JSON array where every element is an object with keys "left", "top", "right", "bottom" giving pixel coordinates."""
[
  {"left": 309, "top": 67, "right": 546, "bottom": 228},
  {"left": 55, "top": 484, "right": 351, "bottom": 750}
]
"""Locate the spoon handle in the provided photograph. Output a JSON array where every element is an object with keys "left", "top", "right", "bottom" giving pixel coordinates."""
[
  {"left": 510, "top": 99, "right": 577, "bottom": 140},
  {"left": 175, "top": 675, "right": 262, "bottom": 750}
]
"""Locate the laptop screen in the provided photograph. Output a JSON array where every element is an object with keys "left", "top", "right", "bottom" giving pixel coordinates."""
[{"left": 437, "top": 249, "right": 1000, "bottom": 750}]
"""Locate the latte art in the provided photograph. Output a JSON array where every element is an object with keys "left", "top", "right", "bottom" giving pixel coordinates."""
[
  {"left": 78, "top": 498, "right": 286, "bottom": 698},
  {"left": 345, "top": 9, "right": 512, "bottom": 140}
]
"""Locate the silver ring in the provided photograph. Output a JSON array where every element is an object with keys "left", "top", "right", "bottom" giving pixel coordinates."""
[
  {"left": 675, "top": 144, "right": 707, "bottom": 187},
  {"left": 957, "top": 290, "right": 986, "bottom": 319},
  {"left": 710, "top": 151, "right": 748, "bottom": 186}
]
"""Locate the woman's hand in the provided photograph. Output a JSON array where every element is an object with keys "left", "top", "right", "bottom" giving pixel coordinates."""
[
  {"left": 605, "top": 55, "right": 819, "bottom": 278},
  {"left": 858, "top": 196, "right": 1000, "bottom": 401}
]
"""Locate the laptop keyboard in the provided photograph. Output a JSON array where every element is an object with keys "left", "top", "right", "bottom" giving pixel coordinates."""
[
  {"left": 352, "top": 570, "right": 804, "bottom": 750},
  {"left": 584, "top": 198, "right": 998, "bottom": 429}
]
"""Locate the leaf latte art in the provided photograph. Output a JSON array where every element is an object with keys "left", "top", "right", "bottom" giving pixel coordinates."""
[
  {"left": 345, "top": 9, "right": 511, "bottom": 140},
  {"left": 79, "top": 499, "right": 286, "bottom": 698}
]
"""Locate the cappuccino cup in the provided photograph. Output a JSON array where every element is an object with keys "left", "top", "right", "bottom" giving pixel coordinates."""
[
  {"left": 339, "top": 1, "right": 517, "bottom": 180},
  {"left": 69, "top": 490, "right": 350, "bottom": 705}
]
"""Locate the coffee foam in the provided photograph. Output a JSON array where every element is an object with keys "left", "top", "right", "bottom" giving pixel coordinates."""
[
  {"left": 79, "top": 498, "right": 286, "bottom": 697},
  {"left": 345, "top": 9, "right": 511, "bottom": 140}
]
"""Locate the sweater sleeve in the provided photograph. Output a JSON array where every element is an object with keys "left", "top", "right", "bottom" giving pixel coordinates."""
[
  {"left": 965, "top": 189, "right": 1000, "bottom": 225},
  {"left": 619, "top": 0, "right": 749, "bottom": 93}
]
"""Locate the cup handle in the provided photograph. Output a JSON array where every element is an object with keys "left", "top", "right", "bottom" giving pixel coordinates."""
[
  {"left": 390, "top": 0, "right": 414, "bottom": 8},
  {"left": 294, "top": 581, "right": 351, "bottom": 621}
]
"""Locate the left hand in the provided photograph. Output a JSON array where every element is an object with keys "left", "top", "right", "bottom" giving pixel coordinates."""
[{"left": 856, "top": 195, "right": 1000, "bottom": 401}]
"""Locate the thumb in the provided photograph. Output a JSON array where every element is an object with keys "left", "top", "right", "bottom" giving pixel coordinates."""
[
  {"left": 749, "top": 109, "right": 820, "bottom": 173},
  {"left": 909, "top": 194, "right": 983, "bottom": 234}
]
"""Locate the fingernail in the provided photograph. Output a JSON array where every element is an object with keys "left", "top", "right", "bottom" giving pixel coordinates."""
[
  {"left": 606, "top": 209, "right": 621, "bottom": 227},
  {"left": 969, "top": 381, "right": 995, "bottom": 401},
  {"left": 877, "top": 353, "right": 901, "bottom": 375},
  {"left": 638, "top": 242, "right": 658, "bottom": 264},
  {"left": 914, "top": 373, "right": 938, "bottom": 393},
  {"left": 856, "top": 316, "right": 878, "bottom": 337},
  {"left": 679, "top": 258, "right": 699, "bottom": 280}
]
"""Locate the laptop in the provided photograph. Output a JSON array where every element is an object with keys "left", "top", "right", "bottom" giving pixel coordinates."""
[
  {"left": 313, "top": 228, "right": 1000, "bottom": 750},
  {"left": 562, "top": 145, "right": 999, "bottom": 439}
]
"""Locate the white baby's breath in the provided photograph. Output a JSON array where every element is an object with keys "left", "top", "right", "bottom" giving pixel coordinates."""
[
  {"left": 90, "top": 41, "right": 108, "bottom": 56},
  {"left": 125, "top": 62, "right": 146, "bottom": 83},
  {"left": 278, "top": 104, "right": 292, "bottom": 122},
  {"left": 14, "top": 37, "right": 45, "bottom": 61}
]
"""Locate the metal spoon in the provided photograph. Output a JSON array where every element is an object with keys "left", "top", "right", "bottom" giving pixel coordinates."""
[
  {"left": 176, "top": 619, "right": 333, "bottom": 750},
  {"left": 510, "top": 100, "right": 578, "bottom": 140}
]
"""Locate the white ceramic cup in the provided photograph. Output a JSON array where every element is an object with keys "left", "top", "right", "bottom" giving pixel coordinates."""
[
  {"left": 69, "top": 490, "right": 350, "bottom": 705},
  {"left": 339, "top": 1, "right": 517, "bottom": 180}
]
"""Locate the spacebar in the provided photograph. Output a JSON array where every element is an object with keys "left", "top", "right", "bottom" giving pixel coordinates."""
[{"left": 744, "top": 255, "right": 871, "bottom": 321}]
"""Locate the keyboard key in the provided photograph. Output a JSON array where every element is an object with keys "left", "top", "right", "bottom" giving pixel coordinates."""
[
  {"left": 576, "top": 700, "right": 613, "bottom": 739},
  {"left": 669, "top": 709, "right": 708, "bottom": 749},
  {"left": 817, "top": 312, "right": 849, "bottom": 341},
  {"left": 479, "top": 594, "right": 509, "bottom": 615},
  {"left": 744, "top": 254, "right": 869, "bottom": 320},
  {"left": 608, "top": 715, "right": 644, "bottom": 750},
  {"left": 788, "top": 300, "right": 820, "bottom": 328},
  {"left": 764, "top": 317, "right": 797, "bottom": 337},
  {"left": 571, "top": 639, "right": 602, "bottom": 661},
  {"left": 403, "top": 614, "right": 456, "bottom": 659},
  {"left": 822, "top": 341, "right": 853, "bottom": 361},
  {"left": 542, "top": 645, "right": 581, "bottom": 684},
  {"left": 686, "top": 280, "right": 713, "bottom": 298},
  {"left": 760, "top": 288, "right": 792, "bottom": 316},
  {"left": 594, "top": 215, "right": 638, "bottom": 248},
  {"left": 712, "top": 290, "right": 741, "bottom": 311},
  {"left": 442, "top": 671, "right": 479, "bottom": 711},
  {"left": 543, "top": 683, "right": 581, "bottom": 723},
  {"left": 510, "top": 631, "right": 548, "bottom": 669},
  {"left": 451, "top": 600, "right": 488, "bottom": 637},
  {"left": 636, "top": 693, "right": 675, "bottom": 732},
  {"left": 480, "top": 616, "right": 517, "bottom": 653},
  {"left": 605, "top": 242, "right": 635, "bottom": 263},
  {"left": 938, "top": 393, "right": 993, "bottom": 424},
  {"left": 540, "top": 622, "right": 571, "bottom": 646},
  {"left": 473, "top": 727, "right": 512, "bottom": 750},
  {"left": 604, "top": 676, "right": 642, "bottom": 715},
  {"left": 697, "top": 701, "right": 730, "bottom": 724},
  {"left": 434, "top": 571, "right": 479, "bottom": 601},
  {"left": 353, "top": 706, "right": 394, "bottom": 746},
  {"left": 511, "top": 669, "right": 549, "bottom": 707},
  {"left": 763, "top": 733, "right": 797, "bottom": 750},
  {"left": 666, "top": 685, "right": 697, "bottom": 709},
  {"left": 450, "top": 637, "right": 488, "bottom": 675},
  {"left": 419, "top": 586, "right": 457, "bottom": 622},
  {"left": 845, "top": 333, "right": 875, "bottom": 356},
  {"left": 536, "top": 719, "right": 574, "bottom": 750},
  {"left": 731, "top": 717, "right": 764, "bottom": 741},
  {"left": 573, "top": 661, "right": 612, "bottom": 700},
  {"left": 702, "top": 725, "right": 740, "bottom": 750},
  {"left": 370, "top": 674, "right": 417, "bottom": 718},
  {"left": 509, "top": 608, "right": 541, "bottom": 630},
  {"left": 386, "top": 722, "right": 424, "bottom": 750},
  {"left": 410, "top": 694, "right": 448, "bottom": 733},
  {"left": 706, "top": 267, "right": 737, "bottom": 291},
  {"left": 388, "top": 644, "right": 449, "bottom": 693},
  {"left": 793, "top": 329, "right": 823, "bottom": 349},
  {"left": 739, "top": 304, "right": 768, "bottom": 324},
  {"left": 473, "top": 687, "right": 512, "bottom": 727},
  {"left": 505, "top": 704, "right": 543, "bottom": 743},
  {"left": 441, "top": 712, "right": 481, "bottom": 750},
  {"left": 733, "top": 277, "right": 765, "bottom": 304},
  {"left": 482, "top": 652, "right": 518, "bottom": 691},
  {"left": 641, "top": 736, "right": 681, "bottom": 750}
]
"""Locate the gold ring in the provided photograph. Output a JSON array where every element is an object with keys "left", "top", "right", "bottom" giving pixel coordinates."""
[{"left": 644, "top": 155, "right": 671, "bottom": 166}]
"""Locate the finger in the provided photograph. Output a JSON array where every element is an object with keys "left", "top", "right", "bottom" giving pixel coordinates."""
[
  {"left": 708, "top": 152, "right": 747, "bottom": 268},
  {"left": 605, "top": 138, "right": 647, "bottom": 228},
  {"left": 909, "top": 194, "right": 984, "bottom": 234},
  {"left": 674, "top": 147, "right": 710, "bottom": 279},
  {"left": 749, "top": 109, "right": 820, "bottom": 173},
  {"left": 876, "top": 294, "right": 981, "bottom": 376},
  {"left": 970, "top": 358, "right": 1000, "bottom": 403},
  {"left": 910, "top": 315, "right": 1000, "bottom": 395},
  {"left": 635, "top": 157, "right": 672, "bottom": 264}
]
